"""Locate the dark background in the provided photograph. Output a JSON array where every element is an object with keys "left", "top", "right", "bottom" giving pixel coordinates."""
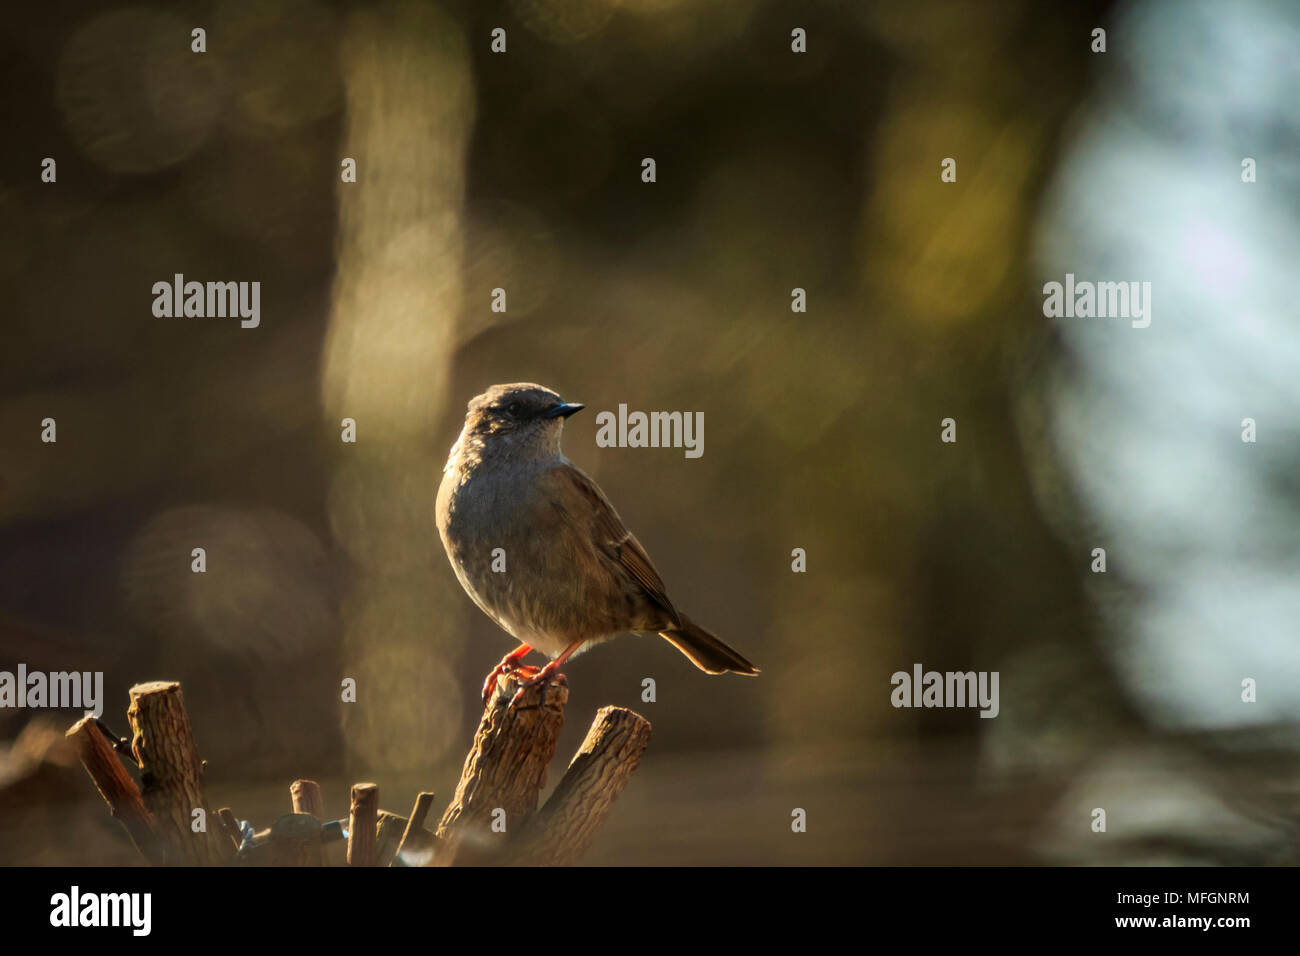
[{"left": 2, "top": 0, "right": 1297, "bottom": 865}]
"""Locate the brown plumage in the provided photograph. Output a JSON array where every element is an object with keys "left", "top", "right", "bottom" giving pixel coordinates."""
[{"left": 436, "top": 383, "right": 758, "bottom": 699}]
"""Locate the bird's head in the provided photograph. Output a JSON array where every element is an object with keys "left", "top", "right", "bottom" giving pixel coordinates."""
[{"left": 457, "top": 383, "right": 584, "bottom": 461}]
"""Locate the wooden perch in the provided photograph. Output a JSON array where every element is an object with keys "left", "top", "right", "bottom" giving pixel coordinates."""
[
  {"left": 434, "top": 672, "right": 568, "bottom": 866},
  {"left": 66, "top": 716, "right": 163, "bottom": 864},
  {"left": 290, "top": 779, "right": 325, "bottom": 819},
  {"left": 512, "top": 706, "right": 652, "bottom": 865},
  {"left": 66, "top": 675, "right": 648, "bottom": 867},
  {"left": 375, "top": 810, "right": 407, "bottom": 866},
  {"left": 127, "top": 681, "right": 230, "bottom": 865},
  {"left": 347, "top": 783, "right": 379, "bottom": 866},
  {"left": 288, "top": 780, "right": 326, "bottom": 864},
  {"left": 233, "top": 813, "right": 323, "bottom": 866},
  {"left": 393, "top": 791, "right": 435, "bottom": 867},
  {"left": 218, "top": 807, "right": 243, "bottom": 850},
  {"left": 268, "top": 813, "right": 324, "bottom": 866}
]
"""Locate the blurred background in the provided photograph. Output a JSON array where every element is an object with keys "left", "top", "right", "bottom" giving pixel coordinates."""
[{"left": 2, "top": 0, "right": 1298, "bottom": 865}]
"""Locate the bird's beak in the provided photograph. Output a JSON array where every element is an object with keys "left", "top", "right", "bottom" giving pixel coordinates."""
[{"left": 543, "top": 402, "right": 585, "bottom": 419}]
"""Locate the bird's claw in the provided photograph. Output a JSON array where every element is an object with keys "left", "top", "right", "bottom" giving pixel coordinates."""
[
  {"left": 482, "top": 661, "right": 541, "bottom": 704},
  {"left": 481, "top": 664, "right": 507, "bottom": 704},
  {"left": 507, "top": 661, "right": 567, "bottom": 708}
]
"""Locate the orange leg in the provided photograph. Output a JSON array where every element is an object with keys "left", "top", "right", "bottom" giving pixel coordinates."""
[
  {"left": 482, "top": 643, "right": 533, "bottom": 703},
  {"left": 509, "top": 640, "right": 584, "bottom": 706}
]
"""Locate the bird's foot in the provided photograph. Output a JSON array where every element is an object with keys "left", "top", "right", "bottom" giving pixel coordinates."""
[
  {"left": 507, "top": 659, "right": 567, "bottom": 708},
  {"left": 481, "top": 646, "right": 535, "bottom": 704}
]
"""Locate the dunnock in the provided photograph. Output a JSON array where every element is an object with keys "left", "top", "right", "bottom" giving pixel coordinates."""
[{"left": 436, "top": 383, "right": 759, "bottom": 702}]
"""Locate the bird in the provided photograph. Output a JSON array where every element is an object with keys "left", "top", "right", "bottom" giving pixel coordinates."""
[{"left": 436, "top": 383, "right": 759, "bottom": 703}]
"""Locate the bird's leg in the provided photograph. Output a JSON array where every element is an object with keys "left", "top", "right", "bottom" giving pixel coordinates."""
[
  {"left": 509, "top": 640, "right": 584, "bottom": 707},
  {"left": 482, "top": 643, "right": 534, "bottom": 703}
]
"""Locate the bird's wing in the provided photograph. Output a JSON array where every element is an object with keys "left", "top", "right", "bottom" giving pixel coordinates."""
[{"left": 541, "top": 463, "right": 680, "bottom": 625}]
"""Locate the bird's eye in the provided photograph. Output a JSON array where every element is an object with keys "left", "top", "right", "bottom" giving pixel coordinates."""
[{"left": 507, "top": 402, "right": 521, "bottom": 417}]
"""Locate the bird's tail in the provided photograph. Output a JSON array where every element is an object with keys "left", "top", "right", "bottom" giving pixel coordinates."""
[{"left": 659, "top": 614, "right": 759, "bottom": 676}]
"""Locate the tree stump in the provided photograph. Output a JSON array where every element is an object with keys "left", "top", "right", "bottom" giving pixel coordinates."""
[
  {"left": 393, "top": 791, "right": 435, "bottom": 866},
  {"left": 434, "top": 672, "right": 568, "bottom": 865},
  {"left": 347, "top": 782, "right": 379, "bottom": 866},
  {"left": 66, "top": 716, "right": 163, "bottom": 864},
  {"left": 126, "top": 681, "right": 230, "bottom": 865},
  {"left": 511, "top": 705, "right": 653, "bottom": 865},
  {"left": 290, "top": 779, "right": 325, "bottom": 819},
  {"left": 66, "top": 674, "right": 650, "bottom": 866}
]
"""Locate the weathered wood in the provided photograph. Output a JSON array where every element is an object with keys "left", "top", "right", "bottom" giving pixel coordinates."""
[
  {"left": 68, "top": 675, "right": 645, "bottom": 869},
  {"left": 347, "top": 783, "right": 379, "bottom": 866},
  {"left": 65, "top": 716, "right": 163, "bottom": 864},
  {"left": 287, "top": 780, "right": 326, "bottom": 863},
  {"left": 394, "top": 826, "right": 435, "bottom": 866},
  {"left": 511, "top": 706, "right": 651, "bottom": 865},
  {"left": 290, "top": 778, "right": 325, "bottom": 819},
  {"left": 375, "top": 810, "right": 407, "bottom": 866},
  {"left": 127, "top": 681, "right": 230, "bottom": 865},
  {"left": 268, "top": 813, "right": 324, "bottom": 866},
  {"left": 393, "top": 791, "right": 435, "bottom": 867},
  {"left": 434, "top": 672, "right": 567, "bottom": 865},
  {"left": 217, "top": 807, "right": 243, "bottom": 851}
]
